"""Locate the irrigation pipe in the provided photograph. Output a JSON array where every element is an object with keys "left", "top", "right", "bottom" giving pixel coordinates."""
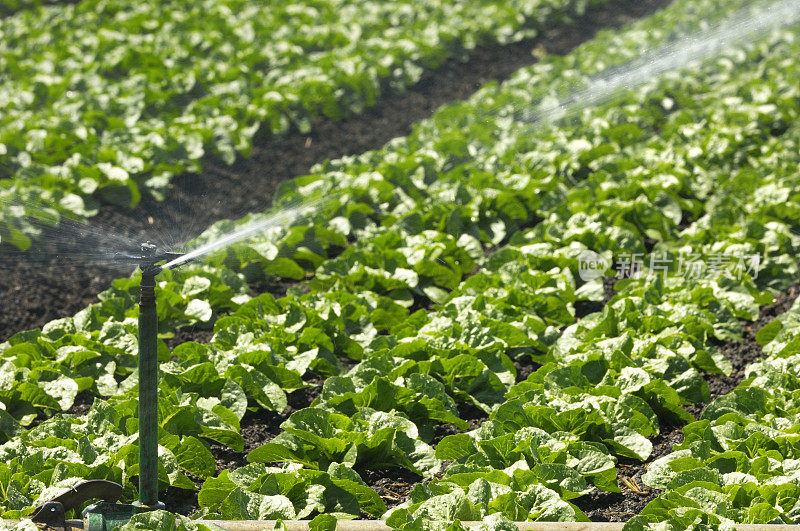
[{"left": 192, "top": 522, "right": 799, "bottom": 531}]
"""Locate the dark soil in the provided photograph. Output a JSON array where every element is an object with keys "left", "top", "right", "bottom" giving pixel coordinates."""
[
  {"left": 573, "top": 423, "right": 684, "bottom": 522},
  {"left": 3, "top": 0, "right": 685, "bottom": 521},
  {"left": 1, "top": 0, "right": 673, "bottom": 343},
  {"left": 574, "top": 299, "right": 604, "bottom": 319},
  {"left": 457, "top": 401, "right": 491, "bottom": 427},
  {"left": 247, "top": 276, "right": 306, "bottom": 300},
  {"left": 28, "top": 390, "right": 95, "bottom": 429},
  {"left": 210, "top": 379, "right": 324, "bottom": 473},
  {"left": 430, "top": 422, "right": 464, "bottom": 448},
  {"left": 429, "top": 401, "right": 491, "bottom": 448},
  {"left": 514, "top": 354, "right": 542, "bottom": 384},
  {"left": 361, "top": 467, "right": 423, "bottom": 511},
  {"left": 209, "top": 408, "right": 286, "bottom": 472},
  {"left": 164, "top": 327, "right": 214, "bottom": 350},
  {"left": 703, "top": 283, "right": 800, "bottom": 404},
  {"left": 603, "top": 276, "right": 619, "bottom": 305},
  {"left": 574, "top": 276, "right": 619, "bottom": 318},
  {"left": 162, "top": 486, "right": 199, "bottom": 518}
]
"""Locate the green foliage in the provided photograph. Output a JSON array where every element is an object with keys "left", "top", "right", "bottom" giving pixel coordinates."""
[
  {"left": 629, "top": 354, "right": 800, "bottom": 528},
  {"left": 4, "top": 0, "right": 800, "bottom": 526},
  {"left": 0, "top": 399, "right": 216, "bottom": 519},
  {"left": 198, "top": 462, "right": 386, "bottom": 520},
  {"left": 247, "top": 407, "right": 439, "bottom": 477},
  {"left": 120, "top": 511, "right": 219, "bottom": 530},
  {"left": 0, "top": 0, "right": 603, "bottom": 249}
]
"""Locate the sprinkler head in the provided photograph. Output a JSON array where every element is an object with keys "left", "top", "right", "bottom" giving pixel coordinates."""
[
  {"left": 140, "top": 241, "right": 157, "bottom": 257},
  {"left": 113, "top": 241, "right": 186, "bottom": 272}
]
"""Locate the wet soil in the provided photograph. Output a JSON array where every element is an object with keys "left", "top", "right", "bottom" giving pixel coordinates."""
[
  {"left": 573, "top": 423, "right": 684, "bottom": 522},
  {"left": 429, "top": 401, "right": 491, "bottom": 449},
  {"left": 574, "top": 276, "right": 620, "bottom": 318},
  {"left": 28, "top": 390, "right": 95, "bottom": 429},
  {"left": 164, "top": 327, "right": 214, "bottom": 350},
  {"left": 514, "top": 354, "right": 542, "bottom": 384},
  {"left": 361, "top": 467, "right": 423, "bottom": 511},
  {"left": 211, "top": 378, "right": 325, "bottom": 473},
  {"left": 1, "top": 0, "right": 673, "bottom": 343}
]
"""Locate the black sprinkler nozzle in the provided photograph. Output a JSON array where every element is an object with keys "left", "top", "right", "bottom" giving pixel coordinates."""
[{"left": 113, "top": 241, "right": 186, "bottom": 272}]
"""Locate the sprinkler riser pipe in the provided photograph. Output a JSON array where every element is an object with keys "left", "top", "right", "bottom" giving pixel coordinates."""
[{"left": 138, "top": 267, "right": 160, "bottom": 507}]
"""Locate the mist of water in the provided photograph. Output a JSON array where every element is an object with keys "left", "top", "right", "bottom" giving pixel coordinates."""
[
  {"left": 162, "top": 193, "right": 336, "bottom": 269},
  {"left": 0, "top": 200, "right": 144, "bottom": 271},
  {"left": 516, "top": 0, "right": 800, "bottom": 127},
  {"left": 162, "top": 0, "right": 800, "bottom": 268}
]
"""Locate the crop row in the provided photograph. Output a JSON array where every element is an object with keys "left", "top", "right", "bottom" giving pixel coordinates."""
[
  {"left": 1, "top": 0, "right": 799, "bottom": 525},
  {"left": 621, "top": 131, "right": 800, "bottom": 527},
  {"left": 0, "top": 0, "right": 56, "bottom": 17},
  {"left": 0, "top": 0, "right": 778, "bottom": 441},
  {"left": 0, "top": 0, "right": 607, "bottom": 251},
  {"left": 376, "top": 32, "right": 800, "bottom": 527}
]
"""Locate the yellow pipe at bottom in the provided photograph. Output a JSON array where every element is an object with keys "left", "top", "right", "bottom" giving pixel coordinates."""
[
  {"left": 5, "top": 519, "right": 800, "bottom": 530},
  {"left": 196, "top": 522, "right": 799, "bottom": 531}
]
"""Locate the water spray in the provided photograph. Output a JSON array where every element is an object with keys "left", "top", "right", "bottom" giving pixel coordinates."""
[
  {"left": 162, "top": 194, "right": 332, "bottom": 269},
  {"left": 28, "top": 241, "right": 189, "bottom": 529},
  {"left": 509, "top": 0, "right": 800, "bottom": 129}
]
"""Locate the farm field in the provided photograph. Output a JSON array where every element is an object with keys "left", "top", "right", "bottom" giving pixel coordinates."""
[
  {"left": 0, "top": 0, "right": 667, "bottom": 338},
  {"left": 0, "top": 0, "right": 612, "bottom": 250},
  {"left": 1, "top": 0, "right": 800, "bottom": 529}
]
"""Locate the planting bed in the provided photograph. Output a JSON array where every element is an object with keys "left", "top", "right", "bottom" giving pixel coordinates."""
[
  {"left": 155, "top": 269, "right": 800, "bottom": 521},
  {"left": 704, "top": 283, "right": 800, "bottom": 401},
  {"left": 151, "top": 278, "right": 800, "bottom": 521},
  {"left": 0, "top": 0, "right": 672, "bottom": 342},
  {"left": 2, "top": 0, "right": 800, "bottom": 529},
  {"left": 573, "top": 283, "right": 800, "bottom": 522}
]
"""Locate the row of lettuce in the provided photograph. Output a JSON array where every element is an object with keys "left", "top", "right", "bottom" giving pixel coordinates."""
[
  {"left": 626, "top": 344, "right": 800, "bottom": 528},
  {"left": 379, "top": 23, "right": 800, "bottom": 525},
  {"left": 0, "top": 0, "right": 51, "bottom": 17},
  {"left": 623, "top": 156, "right": 800, "bottom": 527},
  {"left": 0, "top": 0, "right": 608, "bottom": 251},
  {"left": 1, "top": 0, "right": 799, "bottom": 526},
  {"left": 0, "top": 0, "right": 784, "bottom": 443}
]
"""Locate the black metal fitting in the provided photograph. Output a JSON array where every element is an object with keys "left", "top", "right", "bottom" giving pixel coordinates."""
[
  {"left": 113, "top": 241, "right": 185, "bottom": 272},
  {"left": 29, "top": 480, "right": 123, "bottom": 530}
]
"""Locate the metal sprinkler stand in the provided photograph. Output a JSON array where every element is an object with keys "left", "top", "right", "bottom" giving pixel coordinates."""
[{"left": 29, "top": 242, "right": 185, "bottom": 530}]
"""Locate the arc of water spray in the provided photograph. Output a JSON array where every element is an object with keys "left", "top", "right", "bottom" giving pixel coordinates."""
[
  {"left": 516, "top": 0, "right": 800, "bottom": 127},
  {"left": 165, "top": 0, "right": 800, "bottom": 267},
  {"left": 161, "top": 194, "right": 337, "bottom": 269}
]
